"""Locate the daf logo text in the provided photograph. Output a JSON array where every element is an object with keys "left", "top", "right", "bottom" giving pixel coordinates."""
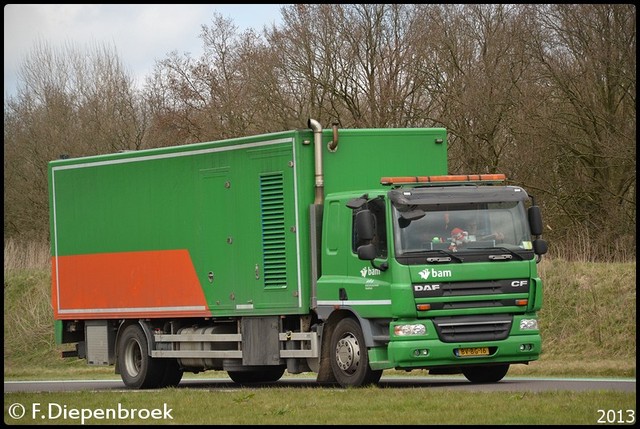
[{"left": 414, "top": 284, "right": 441, "bottom": 292}]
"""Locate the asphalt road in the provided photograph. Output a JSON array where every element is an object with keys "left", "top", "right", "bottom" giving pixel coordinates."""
[{"left": 4, "top": 376, "right": 636, "bottom": 393}]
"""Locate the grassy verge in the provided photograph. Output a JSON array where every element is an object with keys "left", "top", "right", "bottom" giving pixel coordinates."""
[
  {"left": 5, "top": 389, "right": 636, "bottom": 425},
  {"left": 3, "top": 245, "right": 636, "bottom": 380},
  {"left": 4, "top": 248, "right": 636, "bottom": 425}
]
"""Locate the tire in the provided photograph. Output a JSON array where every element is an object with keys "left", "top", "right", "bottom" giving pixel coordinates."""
[
  {"left": 330, "top": 317, "right": 383, "bottom": 387},
  {"left": 227, "top": 366, "right": 286, "bottom": 384},
  {"left": 462, "top": 364, "right": 510, "bottom": 383},
  {"left": 158, "top": 359, "right": 184, "bottom": 388},
  {"left": 117, "top": 324, "right": 165, "bottom": 389}
]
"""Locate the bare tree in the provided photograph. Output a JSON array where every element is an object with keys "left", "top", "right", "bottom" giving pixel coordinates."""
[
  {"left": 4, "top": 4, "right": 635, "bottom": 260},
  {"left": 4, "top": 39, "right": 143, "bottom": 240},
  {"left": 269, "top": 4, "right": 439, "bottom": 128},
  {"left": 144, "top": 13, "right": 286, "bottom": 144},
  {"left": 410, "top": 5, "right": 539, "bottom": 176},
  {"left": 527, "top": 4, "right": 636, "bottom": 257}
]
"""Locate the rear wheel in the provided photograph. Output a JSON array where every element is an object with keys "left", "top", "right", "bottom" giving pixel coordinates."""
[
  {"left": 117, "top": 324, "right": 165, "bottom": 389},
  {"left": 330, "top": 317, "right": 382, "bottom": 387},
  {"left": 462, "top": 364, "right": 510, "bottom": 383}
]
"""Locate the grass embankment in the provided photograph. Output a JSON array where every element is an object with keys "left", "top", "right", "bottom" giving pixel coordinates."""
[
  {"left": 4, "top": 242, "right": 636, "bottom": 425},
  {"left": 4, "top": 241, "right": 636, "bottom": 380},
  {"left": 5, "top": 389, "right": 636, "bottom": 425}
]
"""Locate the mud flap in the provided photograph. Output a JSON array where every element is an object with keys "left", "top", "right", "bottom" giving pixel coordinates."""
[{"left": 315, "top": 322, "right": 338, "bottom": 385}]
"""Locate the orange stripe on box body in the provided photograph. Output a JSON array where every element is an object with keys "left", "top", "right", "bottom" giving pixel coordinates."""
[{"left": 51, "top": 249, "right": 211, "bottom": 319}]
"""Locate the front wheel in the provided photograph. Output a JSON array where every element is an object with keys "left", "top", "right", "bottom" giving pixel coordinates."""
[
  {"left": 462, "top": 364, "right": 510, "bottom": 383},
  {"left": 330, "top": 317, "right": 382, "bottom": 387}
]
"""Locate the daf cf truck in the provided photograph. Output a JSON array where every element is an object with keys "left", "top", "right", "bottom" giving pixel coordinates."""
[{"left": 48, "top": 119, "right": 547, "bottom": 388}]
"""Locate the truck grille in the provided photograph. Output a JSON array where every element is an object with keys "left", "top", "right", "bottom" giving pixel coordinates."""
[
  {"left": 432, "top": 315, "right": 513, "bottom": 343},
  {"left": 413, "top": 279, "right": 530, "bottom": 298}
]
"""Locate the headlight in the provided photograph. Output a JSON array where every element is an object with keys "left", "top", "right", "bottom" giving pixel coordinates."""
[
  {"left": 394, "top": 324, "right": 426, "bottom": 336},
  {"left": 520, "top": 319, "right": 538, "bottom": 330}
]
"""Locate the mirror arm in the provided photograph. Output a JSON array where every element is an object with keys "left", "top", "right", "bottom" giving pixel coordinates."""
[{"left": 371, "top": 259, "right": 389, "bottom": 272}]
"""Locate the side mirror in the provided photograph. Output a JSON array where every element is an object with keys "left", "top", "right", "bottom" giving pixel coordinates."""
[
  {"left": 533, "top": 238, "right": 548, "bottom": 255},
  {"left": 397, "top": 209, "right": 425, "bottom": 229},
  {"left": 528, "top": 206, "right": 544, "bottom": 236},
  {"left": 400, "top": 209, "right": 425, "bottom": 221},
  {"left": 346, "top": 196, "right": 368, "bottom": 210},
  {"left": 355, "top": 210, "right": 375, "bottom": 241},
  {"left": 357, "top": 243, "right": 377, "bottom": 261}
]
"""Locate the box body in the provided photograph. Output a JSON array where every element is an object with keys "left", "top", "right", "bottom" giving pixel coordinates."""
[{"left": 49, "top": 128, "right": 447, "bottom": 320}]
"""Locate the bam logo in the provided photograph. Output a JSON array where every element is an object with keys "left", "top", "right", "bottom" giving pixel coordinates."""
[
  {"left": 360, "top": 267, "right": 381, "bottom": 277},
  {"left": 418, "top": 268, "right": 452, "bottom": 280}
]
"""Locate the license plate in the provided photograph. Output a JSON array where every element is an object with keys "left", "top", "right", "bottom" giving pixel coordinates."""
[{"left": 457, "top": 347, "right": 490, "bottom": 357}]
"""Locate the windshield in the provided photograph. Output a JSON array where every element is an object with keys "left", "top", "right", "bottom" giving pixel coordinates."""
[{"left": 393, "top": 201, "right": 533, "bottom": 256}]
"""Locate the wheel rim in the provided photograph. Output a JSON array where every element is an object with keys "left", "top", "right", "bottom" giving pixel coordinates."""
[
  {"left": 335, "top": 332, "right": 361, "bottom": 374},
  {"left": 124, "top": 339, "right": 142, "bottom": 377}
]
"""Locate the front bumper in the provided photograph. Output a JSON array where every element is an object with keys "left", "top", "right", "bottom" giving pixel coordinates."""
[{"left": 380, "top": 333, "right": 540, "bottom": 370}]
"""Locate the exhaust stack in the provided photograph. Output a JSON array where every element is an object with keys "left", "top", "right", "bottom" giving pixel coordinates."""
[{"left": 308, "top": 118, "right": 324, "bottom": 204}]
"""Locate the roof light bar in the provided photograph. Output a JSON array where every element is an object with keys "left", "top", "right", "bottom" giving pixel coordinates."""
[{"left": 380, "top": 174, "right": 507, "bottom": 186}]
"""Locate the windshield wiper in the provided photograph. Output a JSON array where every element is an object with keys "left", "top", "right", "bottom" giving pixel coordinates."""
[
  {"left": 424, "top": 249, "right": 464, "bottom": 263},
  {"left": 400, "top": 249, "right": 464, "bottom": 263},
  {"left": 486, "top": 247, "right": 524, "bottom": 261}
]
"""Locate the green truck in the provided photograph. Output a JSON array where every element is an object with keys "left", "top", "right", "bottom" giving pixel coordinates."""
[{"left": 48, "top": 119, "right": 547, "bottom": 388}]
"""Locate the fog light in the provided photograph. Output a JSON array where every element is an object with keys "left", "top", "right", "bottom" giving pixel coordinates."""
[
  {"left": 413, "top": 349, "right": 429, "bottom": 357},
  {"left": 519, "top": 343, "right": 533, "bottom": 351}
]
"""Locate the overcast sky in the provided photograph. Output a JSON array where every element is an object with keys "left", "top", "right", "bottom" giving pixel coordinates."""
[{"left": 3, "top": 4, "right": 285, "bottom": 100}]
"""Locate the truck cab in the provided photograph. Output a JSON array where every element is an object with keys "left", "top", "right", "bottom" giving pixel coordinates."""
[{"left": 315, "top": 174, "right": 547, "bottom": 386}]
